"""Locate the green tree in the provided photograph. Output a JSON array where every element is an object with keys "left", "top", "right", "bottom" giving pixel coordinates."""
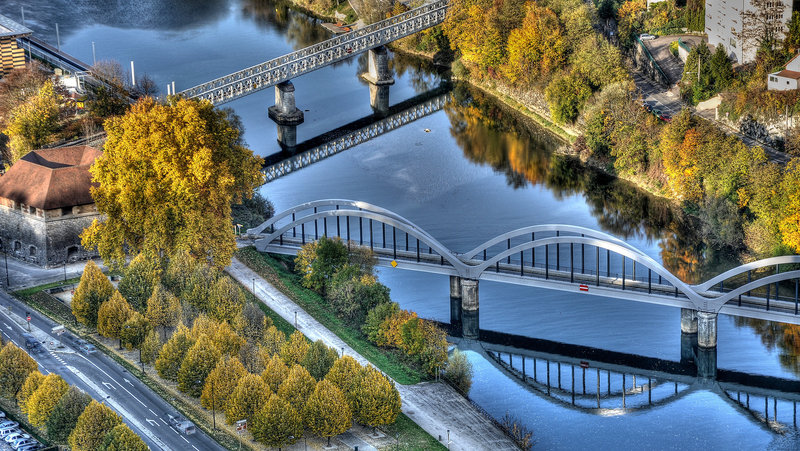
[
  {"left": 303, "top": 380, "right": 352, "bottom": 446},
  {"left": 0, "top": 342, "right": 39, "bottom": 398},
  {"left": 251, "top": 395, "right": 303, "bottom": 449},
  {"left": 362, "top": 302, "right": 398, "bottom": 344},
  {"left": 786, "top": 11, "right": 800, "bottom": 54},
  {"left": 68, "top": 400, "right": 123, "bottom": 451},
  {"left": 234, "top": 303, "right": 272, "bottom": 344},
  {"left": 201, "top": 355, "right": 247, "bottom": 412},
  {"left": 208, "top": 277, "right": 246, "bottom": 322},
  {"left": 97, "top": 291, "right": 134, "bottom": 348},
  {"left": 140, "top": 330, "right": 162, "bottom": 366},
  {"left": 178, "top": 334, "right": 222, "bottom": 397},
  {"left": 444, "top": 349, "right": 473, "bottom": 394},
  {"left": 277, "top": 364, "right": 317, "bottom": 411},
  {"left": 353, "top": 366, "right": 401, "bottom": 430},
  {"left": 118, "top": 253, "right": 162, "bottom": 311},
  {"left": 545, "top": 72, "right": 592, "bottom": 124},
  {"left": 156, "top": 324, "right": 195, "bottom": 381},
  {"left": 294, "top": 237, "right": 349, "bottom": 294},
  {"left": 261, "top": 353, "right": 290, "bottom": 392},
  {"left": 328, "top": 270, "right": 391, "bottom": 325},
  {"left": 145, "top": 284, "right": 181, "bottom": 341},
  {"left": 72, "top": 260, "right": 114, "bottom": 328},
  {"left": 280, "top": 330, "right": 310, "bottom": 366},
  {"left": 708, "top": 44, "right": 734, "bottom": 93},
  {"left": 4, "top": 80, "right": 62, "bottom": 162},
  {"left": 45, "top": 386, "right": 92, "bottom": 444},
  {"left": 27, "top": 373, "right": 69, "bottom": 427},
  {"left": 225, "top": 373, "right": 270, "bottom": 425},
  {"left": 120, "top": 311, "right": 151, "bottom": 350},
  {"left": 302, "top": 340, "right": 339, "bottom": 380},
  {"left": 17, "top": 371, "right": 45, "bottom": 414},
  {"left": 80, "top": 97, "right": 264, "bottom": 269},
  {"left": 98, "top": 423, "right": 148, "bottom": 451}
]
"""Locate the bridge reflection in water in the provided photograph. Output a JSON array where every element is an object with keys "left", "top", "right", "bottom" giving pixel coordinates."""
[{"left": 452, "top": 329, "right": 800, "bottom": 434}]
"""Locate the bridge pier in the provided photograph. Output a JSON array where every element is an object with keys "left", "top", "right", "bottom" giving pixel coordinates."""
[
  {"left": 680, "top": 308, "right": 698, "bottom": 364},
  {"left": 697, "top": 311, "right": 717, "bottom": 348},
  {"left": 449, "top": 276, "right": 462, "bottom": 328},
  {"left": 268, "top": 81, "right": 304, "bottom": 126},
  {"left": 361, "top": 46, "right": 395, "bottom": 86},
  {"left": 275, "top": 124, "right": 298, "bottom": 150},
  {"left": 369, "top": 84, "right": 391, "bottom": 116},
  {"left": 461, "top": 279, "right": 479, "bottom": 339}
]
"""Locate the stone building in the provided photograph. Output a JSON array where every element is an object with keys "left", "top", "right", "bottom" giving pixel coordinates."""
[
  {"left": 705, "top": 0, "right": 793, "bottom": 64},
  {"left": 0, "top": 14, "right": 31, "bottom": 77},
  {"left": 0, "top": 146, "right": 101, "bottom": 266}
]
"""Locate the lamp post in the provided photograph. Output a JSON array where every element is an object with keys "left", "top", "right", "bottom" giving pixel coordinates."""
[
  {"left": 252, "top": 278, "right": 255, "bottom": 294},
  {"left": 3, "top": 250, "right": 9, "bottom": 289},
  {"left": 210, "top": 377, "right": 216, "bottom": 430},
  {"left": 294, "top": 311, "right": 297, "bottom": 328}
]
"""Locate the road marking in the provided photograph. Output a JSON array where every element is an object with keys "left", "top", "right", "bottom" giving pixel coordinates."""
[
  {"left": 181, "top": 435, "right": 189, "bottom": 443},
  {"left": 102, "top": 381, "right": 116, "bottom": 390},
  {"left": 149, "top": 409, "right": 157, "bottom": 415},
  {"left": 192, "top": 446, "right": 199, "bottom": 451},
  {"left": 146, "top": 418, "right": 159, "bottom": 427},
  {"left": 170, "top": 426, "right": 180, "bottom": 435},
  {"left": 160, "top": 418, "right": 168, "bottom": 425},
  {"left": 74, "top": 353, "right": 147, "bottom": 407},
  {"left": 124, "top": 378, "right": 134, "bottom": 386}
]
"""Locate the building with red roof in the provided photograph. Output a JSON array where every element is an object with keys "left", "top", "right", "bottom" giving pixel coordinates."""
[{"left": 0, "top": 145, "right": 101, "bottom": 266}]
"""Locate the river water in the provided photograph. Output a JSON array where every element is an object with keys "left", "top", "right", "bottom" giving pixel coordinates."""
[{"left": 10, "top": 0, "right": 800, "bottom": 448}]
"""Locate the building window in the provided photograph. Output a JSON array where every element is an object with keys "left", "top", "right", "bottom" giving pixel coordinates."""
[
  {"left": 29, "top": 246, "right": 36, "bottom": 257},
  {"left": 61, "top": 207, "right": 72, "bottom": 216}
]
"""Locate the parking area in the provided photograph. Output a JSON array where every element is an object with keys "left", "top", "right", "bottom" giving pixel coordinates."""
[{"left": 0, "top": 413, "right": 42, "bottom": 451}]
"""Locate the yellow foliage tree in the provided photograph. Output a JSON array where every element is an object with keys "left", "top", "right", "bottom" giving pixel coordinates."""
[
  {"left": 353, "top": 366, "right": 401, "bottom": 429},
  {"left": 262, "top": 325, "right": 286, "bottom": 356},
  {"left": 208, "top": 277, "right": 246, "bottom": 322},
  {"left": 324, "top": 355, "right": 362, "bottom": 410},
  {"left": 177, "top": 334, "right": 222, "bottom": 397},
  {"left": 303, "top": 380, "right": 352, "bottom": 446},
  {"left": 17, "top": 371, "right": 45, "bottom": 415},
  {"left": 72, "top": 260, "right": 114, "bottom": 328},
  {"left": 280, "top": 330, "right": 310, "bottom": 366},
  {"left": 378, "top": 309, "right": 417, "bottom": 348},
  {"left": 4, "top": 80, "right": 62, "bottom": 162},
  {"left": 261, "top": 353, "right": 289, "bottom": 392},
  {"left": 97, "top": 291, "right": 134, "bottom": 347},
  {"left": 99, "top": 423, "right": 148, "bottom": 451},
  {"left": 212, "top": 321, "right": 245, "bottom": 357},
  {"left": 117, "top": 253, "right": 162, "bottom": 311},
  {"left": 225, "top": 373, "right": 270, "bottom": 425},
  {"left": 503, "top": 4, "right": 566, "bottom": 86},
  {"left": 155, "top": 323, "right": 195, "bottom": 381},
  {"left": 145, "top": 284, "right": 181, "bottom": 341},
  {"left": 251, "top": 394, "right": 303, "bottom": 448},
  {"left": 27, "top": 373, "right": 69, "bottom": 427},
  {"left": 0, "top": 342, "right": 39, "bottom": 398},
  {"left": 201, "top": 355, "right": 247, "bottom": 411},
  {"left": 81, "top": 97, "right": 264, "bottom": 269},
  {"left": 277, "top": 364, "right": 317, "bottom": 411},
  {"left": 68, "top": 400, "right": 123, "bottom": 451},
  {"left": 778, "top": 159, "right": 800, "bottom": 252}
]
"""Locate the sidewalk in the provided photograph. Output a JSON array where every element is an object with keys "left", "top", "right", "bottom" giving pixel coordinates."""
[{"left": 226, "top": 258, "right": 518, "bottom": 451}]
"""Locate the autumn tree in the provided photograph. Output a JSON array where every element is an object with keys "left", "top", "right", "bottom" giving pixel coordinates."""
[
  {"left": 378, "top": 308, "right": 417, "bottom": 348},
  {"left": 617, "top": 0, "right": 646, "bottom": 45},
  {"left": 353, "top": 366, "right": 401, "bottom": 430},
  {"left": 27, "top": 373, "right": 69, "bottom": 427},
  {"left": 98, "top": 291, "right": 134, "bottom": 348},
  {"left": 277, "top": 364, "right": 317, "bottom": 410},
  {"left": 178, "top": 334, "right": 221, "bottom": 397},
  {"left": 325, "top": 355, "right": 363, "bottom": 410},
  {"left": 212, "top": 321, "right": 245, "bottom": 357},
  {"left": 503, "top": 4, "right": 566, "bottom": 86},
  {"left": 4, "top": 80, "right": 63, "bottom": 162},
  {"left": 181, "top": 264, "right": 219, "bottom": 312},
  {"left": 120, "top": 311, "right": 151, "bottom": 350},
  {"left": 442, "top": 0, "right": 506, "bottom": 71},
  {"left": 156, "top": 324, "right": 195, "bottom": 381},
  {"left": 80, "top": 97, "right": 264, "bottom": 269},
  {"left": 225, "top": 373, "right": 270, "bottom": 425},
  {"left": 0, "top": 342, "right": 39, "bottom": 398},
  {"left": 17, "top": 371, "right": 45, "bottom": 414},
  {"left": 304, "top": 380, "right": 352, "bottom": 446},
  {"left": 280, "top": 330, "right": 310, "bottom": 366},
  {"left": 0, "top": 64, "right": 50, "bottom": 131},
  {"left": 302, "top": 340, "right": 339, "bottom": 380},
  {"left": 162, "top": 249, "right": 195, "bottom": 295},
  {"left": 251, "top": 395, "right": 303, "bottom": 448},
  {"left": 68, "top": 400, "right": 123, "bottom": 451},
  {"left": 328, "top": 269, "right": 390, "bottom": 325},
  {"left": 262, "top": 353, "right": 290, "bottom": 392},
  {"left": 294, "top": 237, "right": 349, "bottom": 294},
  {"left": 778, "top": 159, "right": 800, "bottom": 252},
  {"left": 208, "top": 277, "right": 246, "bottom": 322},
  {"left": 235, "top": 303, "right": 272, "bottom": 343},
  {"left": 98, "top": 423, "right": 148, "bottom": 451},
  {"left": 263, "top": 325, "right": 287, "bottom": 356},
  {"left": 118, "top": 253, "right": 162, "bottom": 311},
  {"left": 239, "top": 341, "right": 270, "bottom": 374},
  {"left": 545, "top": 72, "right": 592, "bottom": 124},
  {"left": 145, "top": 284, "right": 181, "bottom": 341},
  {"left": 445, "top": 349, "right": 473, "bottom": 394},
  {"left": 46, "top": 386, "right": 92, "bottom": 444},
  {"left": 201, "top": 355, "right": 247, "bottom": 412},
  {"left": 72, "top": 260, "right": 114, "bottom": 328},
  {"left": 140, "top": 330, "right": 162, "bottom": 366},
  {"left": 363, "top": 302, "right": 399, "bottom": 344}
]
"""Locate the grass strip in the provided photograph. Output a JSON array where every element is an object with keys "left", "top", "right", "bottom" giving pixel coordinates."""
[
  {"left": 384, "top": 413, "right": 448, "bottom": 451},
  {"left": 235, "top": 247, "right": 426, "bottom": 385}
]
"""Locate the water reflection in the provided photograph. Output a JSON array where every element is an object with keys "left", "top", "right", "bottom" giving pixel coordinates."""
[
  {"left": 241, "top": 0, "right": 329, "bottom": 50},
  {"left": 735, "top": 319, "right": 800, "bottom": 378}
]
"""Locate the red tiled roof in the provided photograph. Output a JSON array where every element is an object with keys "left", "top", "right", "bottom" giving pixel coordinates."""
[
  {"left": 775, "top": 69, "right": 800, "bottom": 79},
  {"left": 0, "top": 146, "right": 101, "bottom": 210}
]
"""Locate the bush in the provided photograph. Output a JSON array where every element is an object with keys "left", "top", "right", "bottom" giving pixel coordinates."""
[{"left": 444, "top": 349, "right": 473, "bottom": 394}]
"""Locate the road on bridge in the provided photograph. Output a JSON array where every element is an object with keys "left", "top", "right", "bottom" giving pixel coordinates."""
[{"left": 0, "top": 290, "right": 224, "bottom": 451}]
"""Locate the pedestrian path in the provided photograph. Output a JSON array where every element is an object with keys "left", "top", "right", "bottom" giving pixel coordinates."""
[{"left": 226, "top": 258, "right": 518, "bottom": 451}]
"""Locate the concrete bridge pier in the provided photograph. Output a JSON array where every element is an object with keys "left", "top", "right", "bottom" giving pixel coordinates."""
[
  {"left": 369, "top": 83, "right": 390, "bottom": 116},
  {"left": 275, "top": 124, "right": 297, "bottom": 150},
  {"left": 361, "top": 46, "right": 395, "bottom": 86},
  {"left": 449, "top": 276, "right": 462, "bottom": 328},
  {"left": 461, "top": 279, "right": 479, "bottom": 339},
  {"left": 268, "top": 81, "right": 304, "bottom": 126},
  {"left": 696, "top": 311, "right": 717, "bottom": 378},
  {"left": 680, "top": 308, "right": 698, "bottom": 363}
]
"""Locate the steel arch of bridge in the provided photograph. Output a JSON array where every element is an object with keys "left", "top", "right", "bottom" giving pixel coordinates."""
[
  {"left": 179, "top": 0, "right": 449, "bottom": 105},
  {"left": 249, "top": 200, "right": 800, "bottom": 321}
]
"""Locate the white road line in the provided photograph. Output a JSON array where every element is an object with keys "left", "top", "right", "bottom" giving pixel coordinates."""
[
  {"left": 160, "top": 418, "right": 168, "bottom": 425},
  {"left": 74, "top": 352, "right": 147, "bottom": 406},
  {"left": 192, "top": 446, "right": 199, "bottom": 451},
  {"left": 149, "top": 408, "right": 157, "bottom": 415},
  {"left": 181, "top": 435, "right": 189, "bottom": 443}
]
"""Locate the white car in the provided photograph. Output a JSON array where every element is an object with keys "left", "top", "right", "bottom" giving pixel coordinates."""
[
  {"left": 639, "top": 33, "right": 657, "bottom": 40},
  {"left": 5, "top": 432, "right": 30, "bottom": 443},
  {"left": 11, "top": 438, "right": 37, "bottom": 450}
]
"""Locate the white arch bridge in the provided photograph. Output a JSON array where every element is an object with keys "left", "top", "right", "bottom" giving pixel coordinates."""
[{"left": 248, "top": 200, "right": 800, "bottom": 344}]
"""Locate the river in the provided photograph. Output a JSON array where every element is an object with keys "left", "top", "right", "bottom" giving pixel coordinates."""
[{"left": 9, "top": 0, "right": 800, "bottom": 448}]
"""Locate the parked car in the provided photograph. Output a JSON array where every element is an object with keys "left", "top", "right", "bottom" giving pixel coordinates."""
[
  {"left": 0, "top": 410, "right": 5, "bottom": 418},
  {"left": 17, "top": 445, "right": 40, "bottom": 451},
  {"left": 4, "top": 432, "right": 30, "bottom": 443},
  {"left": 0, "top": 420, "right": 19, "bottom": 429},
  {"left": 11, "top": 438, "right": 36, "bottom": 450},
  {"left": 0, "top": 427, "right": 20, "bottom": 438},
  {"left": 639, "top": 33, "right": 657, "bottom": 40}
]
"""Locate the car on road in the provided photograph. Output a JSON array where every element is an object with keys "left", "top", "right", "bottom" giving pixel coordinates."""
[
  {"left": 21, "top": 333, "right": 43, "bottom": 354},
  {"left": 75, "top": 339, "right": 96, "bottom": 355},
  {"left": 167, "top": 414, "right": 196, "bottom": 435},
  {"left": 639, "top": 33, "right": 657, "bottom": 40}
]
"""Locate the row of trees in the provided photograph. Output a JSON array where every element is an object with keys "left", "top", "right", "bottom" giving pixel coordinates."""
[
  {"left": 294, "top": 237, "right": 449, "bottom": 376},
  {"left": 0, "top": 339, "right": 147, "bottom": 450},
  {"left": 71, "top": 249, "right": 403, "bottom": 448}
]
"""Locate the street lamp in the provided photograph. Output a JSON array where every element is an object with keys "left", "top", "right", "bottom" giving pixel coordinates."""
[{"left": 252, "top": 278, "right": 255, "bottom": 293}]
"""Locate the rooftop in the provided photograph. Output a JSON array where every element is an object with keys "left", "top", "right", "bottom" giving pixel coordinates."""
[
  {"left": 0, "top": 146, "right": 102, "bottom": 210},
  {"left": 0, "top": 14, "right": 32, "bottom": 39}
]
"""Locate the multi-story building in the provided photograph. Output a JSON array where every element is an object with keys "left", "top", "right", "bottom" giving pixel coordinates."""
[
  {"left": 0, "top": 14, "right": 31, "bottom": 77},
  {"left": 705, "top": 0, "right": 793, "bottom": 64},
  {"left": 0, "top": 146, "right": 101, "bottom": 266}
]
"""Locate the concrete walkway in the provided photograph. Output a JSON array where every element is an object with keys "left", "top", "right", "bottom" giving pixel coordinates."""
[{"left": 226, "top": 258, "right": 518, "bottom": 451}]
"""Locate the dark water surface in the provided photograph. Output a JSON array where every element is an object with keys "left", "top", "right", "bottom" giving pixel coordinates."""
[{"left": 9, "top": 0, "right": 800, "bottom": 447}]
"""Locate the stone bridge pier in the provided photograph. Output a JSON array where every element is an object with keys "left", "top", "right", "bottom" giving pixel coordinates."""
[
  {"left": 268, "top": 81, "right": 304, "bottom": 149},
  {"left": 361, "top": 46, "right": 394, "bottom": 114}
]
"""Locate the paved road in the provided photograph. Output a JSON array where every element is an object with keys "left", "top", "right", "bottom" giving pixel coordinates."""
[
  {"left": 227, "top": 258, "right": 518, "bottom": 451},
  {"left": 0, "top": 290, "right": 225, "bottom": 451},
  {"left": 0, "top": 255, "right": 102, "bottom": 291},
  {"left": 632, "top": 71, "right": 682, "bottom": 119}
]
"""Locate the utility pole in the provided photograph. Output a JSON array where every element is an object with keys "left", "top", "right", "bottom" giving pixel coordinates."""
[
  {"left": 56, "top": 23, "right": 61, "bottom": 52},
  {"left": 92, "top": 42, "right": 96, "bottom": 65},
  {"left": 20, "top": 6, "right": 24, "bottom": 25}
]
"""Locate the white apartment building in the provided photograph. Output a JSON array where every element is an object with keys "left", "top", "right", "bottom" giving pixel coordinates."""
[{"left": 705, "top": 0, "right": 793, "bottom": 64}]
